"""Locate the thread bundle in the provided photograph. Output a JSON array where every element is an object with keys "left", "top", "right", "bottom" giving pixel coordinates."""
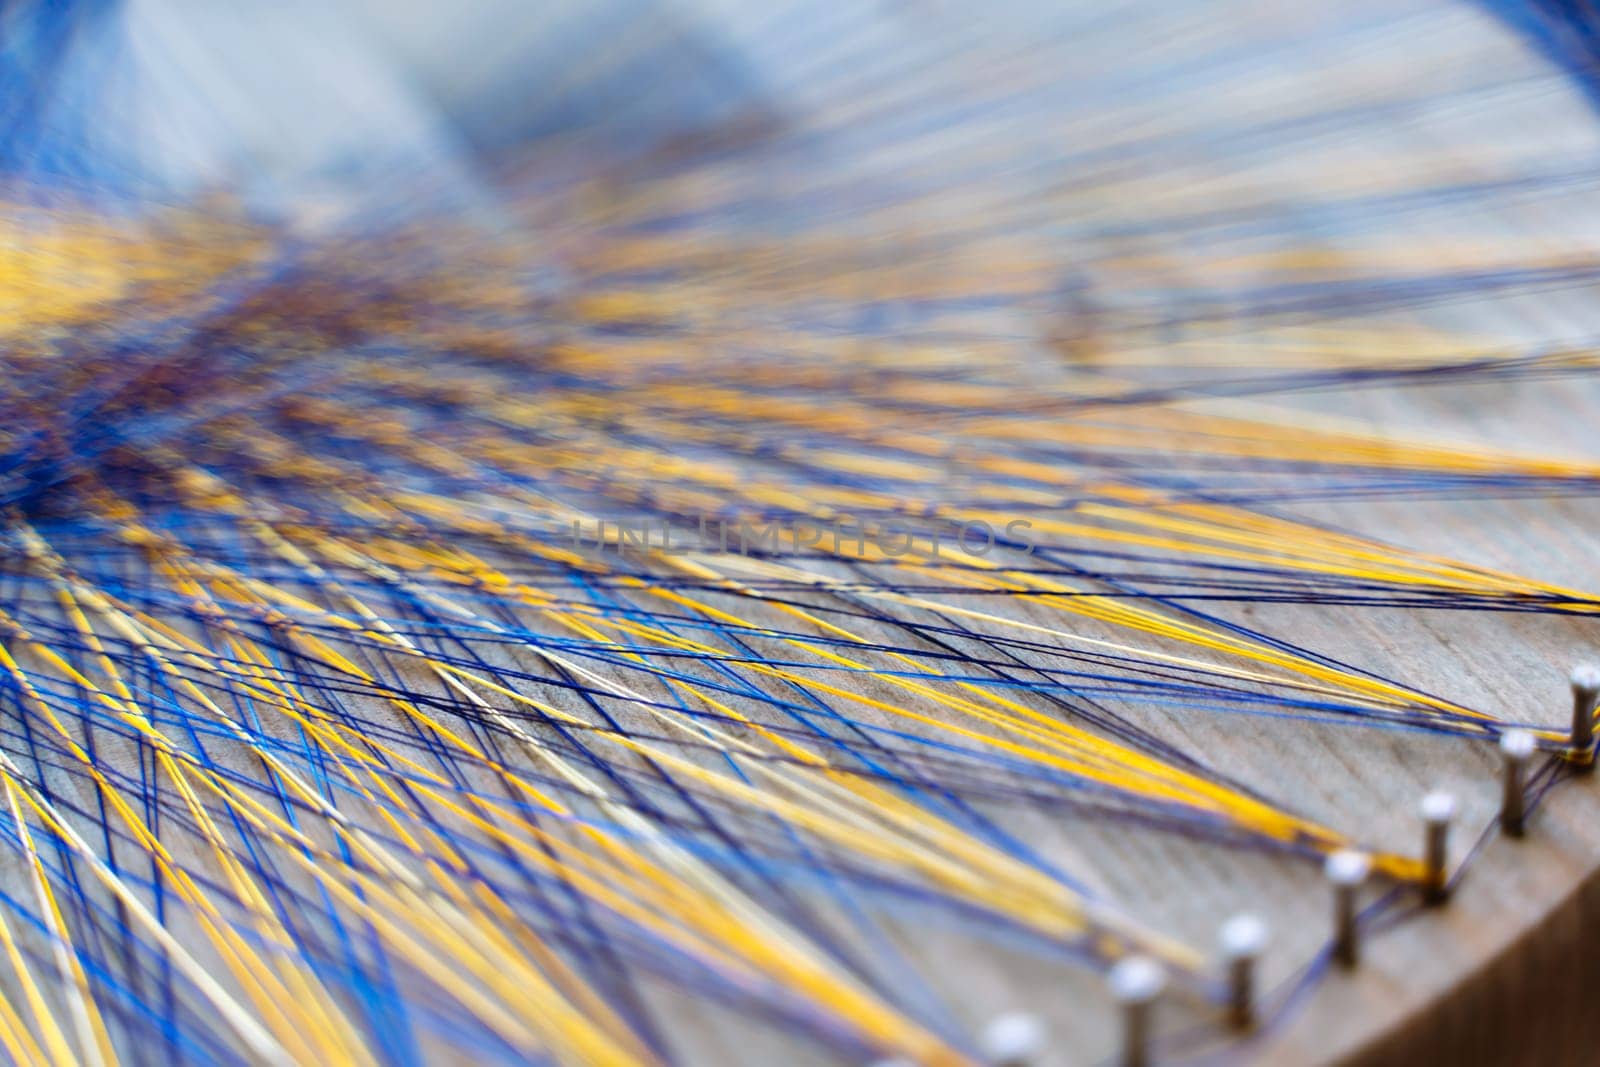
[{"left": 3, "top": 0, "right": 1600, "bottom": 1063}]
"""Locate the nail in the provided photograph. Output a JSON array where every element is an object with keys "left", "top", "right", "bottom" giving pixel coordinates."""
[
  {"left": 1218, "top": 913, "right": 1268, "bottom": 1029},
  {"left": 979, "top": 1012, "right": 1045, "bottom": 1067},
  {"left": 1499, "top": 729, "right": 1536, "bottom": 837},
  {"left": 1419, "top": 791, "right": 1455, "bottom": 906},
  {"left": 1108, "top": 956, "right": 1165, "bottom": 1067},
  {"left": 1325, "top": 849, "right": 1371, "bottom": 967}
]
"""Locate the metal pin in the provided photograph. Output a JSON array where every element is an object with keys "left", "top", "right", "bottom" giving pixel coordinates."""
[
  {"left": 1216, "top": 915, "right": 1267, "bottom": 1030},
  {"left": 1499, "top": 729, "right": 1536, "bottom": 837},
  {"left": 1325, "top": 849, "right": 1371, "bottom": 968},
  {"left": 1570, "top": 664, "right": 1600, "bottom": 769},
  {"left": 1418, "top": 791, "right": 1455, "bottom": 906},
  {"left": 979, "top": 1012, "right": 1045, "bottom": 1067},
  {"left": 1218, "top": 913, "right": 1268, "bottom": 1030},
  {"left": 1108, "top": 955, "right": 1165, "bottom": 1067}
]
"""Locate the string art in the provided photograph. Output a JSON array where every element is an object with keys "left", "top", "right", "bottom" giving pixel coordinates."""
[{"left": 5, "top": 0, "right": 1600, "bottom": 1063}]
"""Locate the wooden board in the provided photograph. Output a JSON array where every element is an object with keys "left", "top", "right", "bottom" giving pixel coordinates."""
[
  {"left": 11, "top": 1, "right": 1600, "bottom": 1064},
  {"left": 607, "top": 3, "right": 1600, "bottom": 1062}
]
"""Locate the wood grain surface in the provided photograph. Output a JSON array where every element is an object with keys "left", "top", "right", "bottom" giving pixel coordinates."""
[
  {"left": 10, "top": 2, "right": 1600, "bottom": 1065},
  {"left": 641, "top": 4, "right": 1600, "bottom": 1062}
]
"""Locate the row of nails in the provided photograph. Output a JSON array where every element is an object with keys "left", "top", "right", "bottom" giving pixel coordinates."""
[{"left": 878, "top": 665, "right": 1598, "bottom": 1067}]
